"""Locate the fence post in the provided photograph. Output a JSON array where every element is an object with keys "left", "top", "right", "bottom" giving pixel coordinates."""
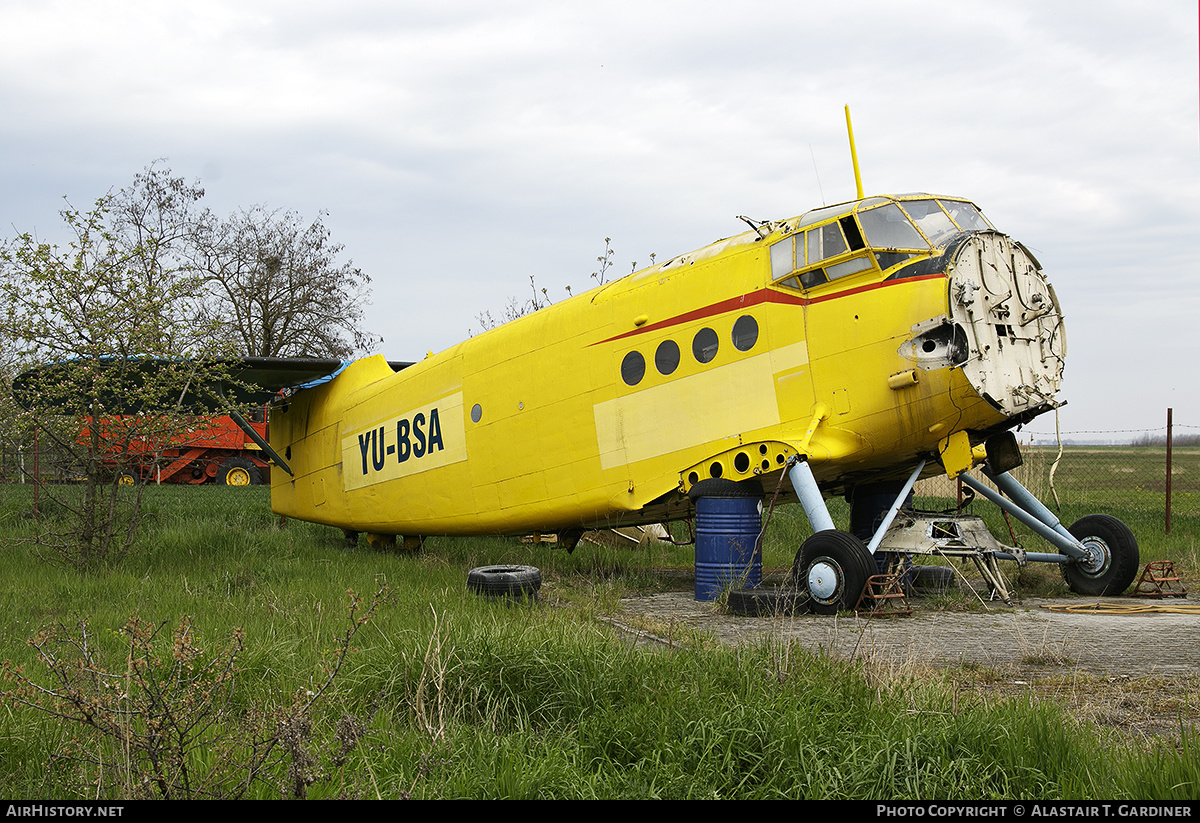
[
  {"left": 33, "top": 422, "right": 40, "bottom": 520},
  {"left": 1165, "top": 407, "right": 1173, "bottom": 535}
]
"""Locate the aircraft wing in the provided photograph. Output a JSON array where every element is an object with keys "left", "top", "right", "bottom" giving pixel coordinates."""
[
  {"left": 11, "top": 356, "right": 414, "bottom": 413},
  {"left": 225, "top": 357, "right": 353, "bottom": 403}
]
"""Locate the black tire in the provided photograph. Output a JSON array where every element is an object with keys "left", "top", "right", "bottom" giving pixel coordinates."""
[
  {"left": 910, "top": 565, "right": 956, "bottom": 594},
  {"left": 727, "top": 586, "right": 811, "bottom": 617},
  {"left": 467, "top": 565, "right": 542, "bottom": 599},
  {"left": 217, "top": 457, "right": 262, "bottom": 487},
  {"left": 116, "top": 470, "right": 139, "bottom": 487},
  {"left": 789, "top": 530, "right": 873, "bottom": 615},
  {"left": 1061, "top": 514, "right": 1140, "bottom": 596},
  {"left": 687, "top": 477, "right": 764, "bottom": 501}
]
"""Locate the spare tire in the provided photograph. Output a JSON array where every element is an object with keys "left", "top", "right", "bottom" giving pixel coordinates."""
[
  {"left": 727, "top": 586, "right": 810, "bottom": 617},
  {"left": 467, "top": 565, "right": 542, "bottom": 599},
  {"left": 687, "top": 477, "right": 764, "bottom": 501},
  {"left": 910, "top": 565, "right": 957, "bottom": 594}
]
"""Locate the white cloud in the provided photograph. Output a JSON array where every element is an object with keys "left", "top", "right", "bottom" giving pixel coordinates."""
[{"left": 0, "top": 0, "right": 1196, "bottom": 436}]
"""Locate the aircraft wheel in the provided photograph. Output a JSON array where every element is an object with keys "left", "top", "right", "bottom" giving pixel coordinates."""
[
  {"left": 1061, "top": 514, "right": 1140, "bottom": 596},
  {"left": 217, "top": 457, "right": 262, "bottom": 487},
  {"left": 790, "top": 530, "right": 873, "bottom": 615},
  {"left": 467, "top": 565, "right": 542, "bottom": 600},
  {"left": 727, "top": 586, "right": 810, "bottom": 617}
]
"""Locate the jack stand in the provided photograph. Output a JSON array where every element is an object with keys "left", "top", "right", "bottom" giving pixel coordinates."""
[
  {"left": 1133, "top": 561, "right": 1187, "bottom": 598},
  {"left": 856, "top": 573, "right": 912, "bottom": 617}
]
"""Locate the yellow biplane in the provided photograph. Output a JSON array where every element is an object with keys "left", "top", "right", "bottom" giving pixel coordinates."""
[{"left": 17, "top": 113, "right": 1140, "bottom": 612}]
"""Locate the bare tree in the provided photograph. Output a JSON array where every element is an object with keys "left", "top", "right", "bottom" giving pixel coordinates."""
[
  {"left": 190, "top": 206, "right": 381, "bottom": 358},
  {"left": 101, "top": 161, "right": 381, "bottom": 359}
]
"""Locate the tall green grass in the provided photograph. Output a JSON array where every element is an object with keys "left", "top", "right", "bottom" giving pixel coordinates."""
[{"left": 0, "top": 484, "right": 1194, "bottom": 799}]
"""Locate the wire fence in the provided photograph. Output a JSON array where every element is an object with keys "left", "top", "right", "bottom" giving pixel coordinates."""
[
  {"left": 915, "top": 420, "right": 1199, "bottom": 540},
  {"left": 0, "top": 434, "right": 74, "bottom": 485}
]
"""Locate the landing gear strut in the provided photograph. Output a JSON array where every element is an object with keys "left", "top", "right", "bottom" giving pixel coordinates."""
[{"left": 783, "top": 454, "right": 1141, "bottom": 610}]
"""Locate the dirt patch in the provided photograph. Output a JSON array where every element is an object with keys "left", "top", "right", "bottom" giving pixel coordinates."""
[{"left": 612, "top": 581, "right": 1200, "bottom": 742}]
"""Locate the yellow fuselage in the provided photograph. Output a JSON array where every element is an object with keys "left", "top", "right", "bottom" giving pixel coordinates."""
[{"left": 270, "top": 194, "right": 1064, "bottom": 537}]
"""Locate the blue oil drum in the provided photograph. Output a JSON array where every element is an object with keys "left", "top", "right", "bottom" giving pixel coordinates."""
[
  {"left": 690, "top": 478, "right": 764, "bottom": 601},
  {"left": 848, "top": 482, "right": 914, "bottom": 577}
]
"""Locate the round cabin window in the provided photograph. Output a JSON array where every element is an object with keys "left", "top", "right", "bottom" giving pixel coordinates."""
[
  {"left": 732, "top": 315, "right": 759, "bottom": 352},
  {"left": 692, "top": 328, "right": 719, "bottom": 364},
  {"left": 655, "top": 339, "right": 680, "bottom": 375},
  {"left": 621, "top": 351, "right": 646, "bottom": 386}
]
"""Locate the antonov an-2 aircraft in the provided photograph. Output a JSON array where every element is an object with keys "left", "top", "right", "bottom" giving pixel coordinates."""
[
  {"left": 16, "top": 115, "right": 1141, "bottom": 612},
  {"left": 225, "top": 164, "right": 1137, "bottom": 610}
]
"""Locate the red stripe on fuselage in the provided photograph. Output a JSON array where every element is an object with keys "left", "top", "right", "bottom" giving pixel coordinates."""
[{"left": 591, "top": 271, "right": 946, "bottom": 346}]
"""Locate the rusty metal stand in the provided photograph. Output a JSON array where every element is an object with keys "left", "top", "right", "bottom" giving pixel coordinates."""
[
  {"left": 1132, "top": 561, "right": 1187, "bottom": 598},
  {"left": 855, "top": 573, "right": 912, "bottom": 617}
]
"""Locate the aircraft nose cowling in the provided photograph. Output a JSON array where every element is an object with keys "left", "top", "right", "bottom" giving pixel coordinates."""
[{"left": 944, "top": 231, "right": 1066, "bottom": 420}]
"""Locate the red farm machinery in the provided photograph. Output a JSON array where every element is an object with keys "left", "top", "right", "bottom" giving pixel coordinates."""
[{"left": 110, "top": 407, "right": 271, "bottom": 487}]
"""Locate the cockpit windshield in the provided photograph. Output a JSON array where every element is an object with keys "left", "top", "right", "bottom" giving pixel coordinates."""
[
  {"left": 902, "top": 200, "right": 959, "bottom": 246},
  {"left": 857, "top": 204, "right": 926, "bottom": 249},
  {"left": 939, "top": 200, "right": 990, "bottom": 232},
  {"left": 857, "top": 198, "right": 991, "bottom": 250},
  {"left": 771, "top": 195, "right": 994, "bottom": 291}
]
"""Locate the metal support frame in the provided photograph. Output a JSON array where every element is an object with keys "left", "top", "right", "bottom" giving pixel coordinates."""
[
  {"left": 866, "top": 459, "right": 926, "bottom": 554},
  {"left": 982, "top": 466, "right": 1074, "bottom": 542},
  {"left": 957, "top": 470, "right": 1085, "bottom": 560},
  {"left": 856, "top": 571, "right": 911, "bottom": 616}
]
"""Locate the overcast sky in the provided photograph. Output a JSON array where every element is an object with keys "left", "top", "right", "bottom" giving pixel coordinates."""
[{"left": 1, "top": 0, "right": 1196, "bottom": 442}]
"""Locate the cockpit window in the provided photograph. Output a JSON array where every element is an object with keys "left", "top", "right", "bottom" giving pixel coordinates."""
[
  {"left": 770, "top": 236, "right": 795, "bottom": 280},
  {"left": 771, "top": 195, "right": 990, "bottom": 290},
  {"left": 858, "top": 203, "right": 927, "bottom": 249},
  {"left": 770, "top": 217, "right": 872, "bottom": 290},
  {"left": 806, "top": 223, "right": 847, "bottom": 264},
  {"left": 939, "top": 200, "right": 990, "bottom": 231},
  {"left": 901, "top": 200, "right": 959, "bottom": 247}
]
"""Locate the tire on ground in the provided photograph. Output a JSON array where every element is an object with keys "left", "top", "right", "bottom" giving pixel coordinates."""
[
  {"left": 727, "top": 586, "right": 811, "bottom": 617},
  {"left": 467, "top": 565, "right": 542, "bottom": 599},
  {"left": 910, "top": 565, "right": 957, "bottom": 594}
]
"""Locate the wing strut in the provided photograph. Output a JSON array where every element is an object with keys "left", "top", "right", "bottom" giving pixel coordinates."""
[{"left": 227, "top": 408, "right": 292, "bottom": 477}]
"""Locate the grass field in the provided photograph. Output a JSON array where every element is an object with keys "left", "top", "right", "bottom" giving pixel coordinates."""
[
  {"left": 915, "top": 446, "right": 1199, "bottom": 518},
  {"left": 0, "top": 459, "right": 1195, "bottom": 799}
]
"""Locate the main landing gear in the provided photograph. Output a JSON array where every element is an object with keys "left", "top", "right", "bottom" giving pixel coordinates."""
[
  {"left": 790, "top": 530, "right": 873, "bottom": 615},
  {"left": 782, "top": 456, "right": 1140, "bottom": 612}
]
